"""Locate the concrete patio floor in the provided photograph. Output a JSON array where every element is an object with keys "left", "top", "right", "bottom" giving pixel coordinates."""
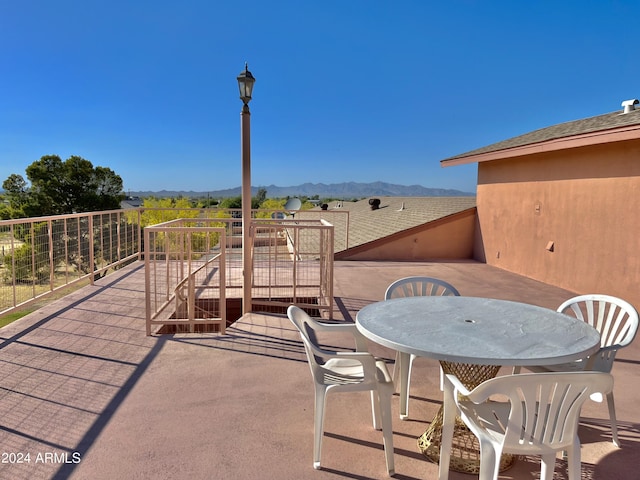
[{"left": 0, "top": 260, "right": 638, "bottom": 480}]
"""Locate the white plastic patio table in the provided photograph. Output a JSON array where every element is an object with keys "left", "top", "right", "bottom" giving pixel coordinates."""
[{"left": 355, "top": 296, "right": 601, "bottom": 478}]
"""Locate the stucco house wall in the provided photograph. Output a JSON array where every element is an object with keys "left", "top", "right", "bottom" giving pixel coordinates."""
[{"left": 474, "top": 139, "right": 640, "bottom": 308}]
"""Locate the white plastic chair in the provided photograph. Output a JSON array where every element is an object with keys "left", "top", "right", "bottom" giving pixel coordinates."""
[
  {"left": 439, "top": 371, "right": 614, "bottom": 480},
  {"left": 518, "top": 294, "right": 639, "bottom": 446},
  {"left": 384, "top": 276, "right": 460, "bottom": 419},
  {"left": 287, "top": 305, "right": 395, "bottom": 475}
]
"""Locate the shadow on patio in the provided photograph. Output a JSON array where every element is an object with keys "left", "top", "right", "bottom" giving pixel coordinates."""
[{"left": 0, "top": 260, "right": 639, "bottom": 480}]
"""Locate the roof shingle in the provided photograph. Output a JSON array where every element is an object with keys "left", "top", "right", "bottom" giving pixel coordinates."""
[
  {"left": 308, "top": 196, "right": 476, "bottom": 250},
  {"left": 444, "top": 107, "right": 640, "bottom": 162}
]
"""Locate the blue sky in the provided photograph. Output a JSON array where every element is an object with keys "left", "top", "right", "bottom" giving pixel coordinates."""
[{"left": 2, "top": 1, "right": 639, "bottom": 195}]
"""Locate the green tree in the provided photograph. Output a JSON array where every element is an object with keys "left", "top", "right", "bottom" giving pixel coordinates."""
[
  {"left": 259, "top": 198, "right": 285, "bottom": 210},
  {"left": 93, "top": 166, "right": 125, "bottom": 210},
  {"left": 219, "top": 189, "right": 267, "bottom": 210},
  {"left": 252, "top": 188, "right": 267, "bottom": 209},
  {"left": 2, "top": 155, "right": 124, "bottom": 218},
  {"left": 255, "top": 198, "right": 285, "bottom": 219},
  {"left": 139, "top": 198, "right": 226, "bottom": 256},
  {"left": 139, "top": 197, "right": 200, "bottom": 227},
  {"left": 219, "top": 196, "right": 242, "bottom": 209},
  {"left": 2, "top": 174, "right": 31, "bottom": 217}
]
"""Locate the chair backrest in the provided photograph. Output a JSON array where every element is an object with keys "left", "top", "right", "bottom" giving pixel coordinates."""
[
  {"left": 287, "top": 305, "right": 376, "bottom": 391},
  {"left": 462, "top": 372, "right": 613, "bottom": 454},
  {"left": 384, "top": 276, "right": 460, "bottom": 300},
  {"left": 557, "top": 294, "right": 639, "bottom": 371},
  {"left": 287, "top": 305, "right": 325, "bottom": 369}
]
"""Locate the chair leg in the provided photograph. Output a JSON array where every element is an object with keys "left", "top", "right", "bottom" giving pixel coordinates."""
[
  {"left": 606, "top": 391, "right": 620, "bottom": 447},
  {"left": 406, "top": 354, "right": 415, "bottom": 403},
  {"left": 313, "top": 386, "right": 328, "bottom": 469},
  {"left": 371, "top": 390, "right": 382, "bottom": 430},
  {"left": 540, "top": 453, "right": 557, "bottom": 480},
  {"left": 438, "top": 379, "right": 456, "bottom": 480},
  {"left": 564, "top": 442, "right": 581, "bottom": 480},
  {"left": 397, "top": 352, "right": 411, "bottom": 419},
  {"left": 392, "top": 350, "right": 401, "bottom": 390},
  {"left": 477, "top": 442, "right": 500, "bottom": 480},
  {"left": 378, "top": 385, "right": 395, "bottom": 476}
]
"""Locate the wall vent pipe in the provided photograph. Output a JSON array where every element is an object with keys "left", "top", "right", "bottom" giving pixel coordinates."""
[{"left": 621, "top": 99, "right": 639, "bottom": 114}]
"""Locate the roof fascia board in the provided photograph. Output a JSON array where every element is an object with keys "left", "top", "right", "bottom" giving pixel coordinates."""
[{"left": 441, "top": 124, "right": 640, "bottom": 167}]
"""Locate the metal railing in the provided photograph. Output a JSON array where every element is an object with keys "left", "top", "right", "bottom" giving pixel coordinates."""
[
  {"left": 137, "top": 207, "right": 348, "bottom": 251},
  {"left": 144, "top": 219, "right": 230, "bottom": 335},
  {"left": 144, "top": 216, "right": 335, "bottom": 334},
  {"left": 250, "top": 218, "right": 334, "bottom": 318},
  {"left": 1, "top": 207, "right": 344, "bottom": 322},
  {"left": 0, "top": 209, "right": 141, "bottom": 315}
]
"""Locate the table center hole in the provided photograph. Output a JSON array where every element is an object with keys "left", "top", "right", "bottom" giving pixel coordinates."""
[{"left": 464, "top": 319, "right": 476, "bottom": 323}]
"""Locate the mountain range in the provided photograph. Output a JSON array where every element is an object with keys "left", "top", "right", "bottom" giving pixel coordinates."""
[{"left": 129, "top": 181, "right": 475, "bottom": 199}]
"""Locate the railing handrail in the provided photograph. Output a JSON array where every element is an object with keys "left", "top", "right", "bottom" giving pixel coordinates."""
[
  {"left": 174, "top": 252, "right": 222, "bottom": 303},
  {"left": 1, "top": 209, "right": 142, "bottom": 315},
  {"left": 1, "top": 207, "right": 345, "bottom": 318}
]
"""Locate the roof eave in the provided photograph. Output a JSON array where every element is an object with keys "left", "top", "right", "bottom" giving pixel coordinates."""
[{"left": 441, "top": 124, "right": 640, "bottom": 167}]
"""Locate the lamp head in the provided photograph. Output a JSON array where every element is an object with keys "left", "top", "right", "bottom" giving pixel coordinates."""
[{"left": 237, "top": 63, "right": 255, "bottom": 105}]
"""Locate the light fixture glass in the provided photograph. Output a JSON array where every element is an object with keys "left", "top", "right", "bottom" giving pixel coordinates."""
[{"left": 237, "top": 63, "right": 255, "bottom": 105}]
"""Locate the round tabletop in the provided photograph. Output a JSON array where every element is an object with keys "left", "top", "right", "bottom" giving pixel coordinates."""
[{"left": 356, "top": 296, "right": 601, "bottom": 366}]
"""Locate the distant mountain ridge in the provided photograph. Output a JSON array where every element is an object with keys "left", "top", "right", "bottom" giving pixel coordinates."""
[{"left": 129, "top": 182, "right": 474, "bottom": 199}]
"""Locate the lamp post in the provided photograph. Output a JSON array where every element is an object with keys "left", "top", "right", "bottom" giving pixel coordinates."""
[{"left": 237, "top": 63, "right": 255, "bottom": 315}]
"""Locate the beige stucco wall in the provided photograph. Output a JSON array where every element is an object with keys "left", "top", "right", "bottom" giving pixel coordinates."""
[
  {"left": 475, "top": 140, "right": 640, "bottom": 309},
  {"left": 337, "top": 209, "right": 476, "bottom": 261}
]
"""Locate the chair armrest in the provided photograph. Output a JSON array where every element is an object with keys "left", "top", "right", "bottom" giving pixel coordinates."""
[
  {"left": 312, "top": 321, "right": 370, "bottom": 352},
  {"left": 305, "top": 336, "right": 340, "bottom": 358},
  {"left": 443, "top": 373, "right": 472, "bottom": 397},
  {"left": 334, "top": 351, "right": 380, "bottom": 382},
  {"left": 598, "top": 344, "right": 620, "bottom": 354},
  {"left": 335, "top": 350, "right": 377, "bottom": 365},
  {"left": 443, "top": 373, "right": 497, "bottom": 405},
  {"left": 584, "top": 344, "right": 619, "bottom": 370},
  {"left": 305, "top": 339, "right": 376, "bottom": 373},
  {"left": 311, "top": 321, "right": 357, "bottom": 333}
]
